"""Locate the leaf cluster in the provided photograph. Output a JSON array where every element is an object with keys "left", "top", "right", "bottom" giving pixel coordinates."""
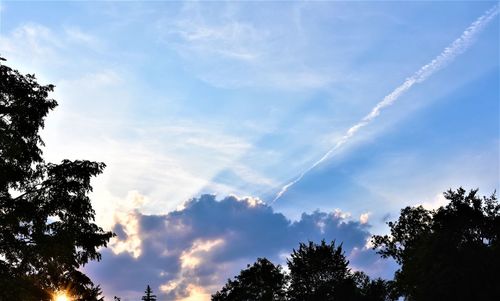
[
  {"left": 372, "top": 188, "right": 500, "bottom": 300},
  {"left": 0, "top": 57, "right": 113, "bottom": 300},
  {"left": 212, "top": 258, "right": 287, "bottom": 301},
  {"left": 212, "top": 240, "right": 396, "bottom": 301}
]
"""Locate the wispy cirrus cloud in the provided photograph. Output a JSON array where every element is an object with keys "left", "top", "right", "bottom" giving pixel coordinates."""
[
  {"left": 0, "top": 19, "right": 280, "bottom": 228},
  {"left": 0, "top": 22, "right": 107, "bottom": 75},
  {"left": 157, "top": 1, "right": 336, "bottom": 90},
  {"left": 272, "top": 4, "right": 500, "bottom": 203}
]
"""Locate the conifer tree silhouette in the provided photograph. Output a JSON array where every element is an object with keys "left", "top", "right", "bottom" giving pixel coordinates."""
[{"left": 141, "top": 285, "right": 157, "bottom": 301}]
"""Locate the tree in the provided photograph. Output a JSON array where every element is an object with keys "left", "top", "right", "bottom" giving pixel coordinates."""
[
  {"left": 141, "top": 285, "right": 157, "bottom": 301},
  {"left": 211, "top": 241, "right": 395, "bottom": 301},
  {"left": 287, "top": 240, "right": 359, "bottom": 301},
  {"left": 212, "top": 258, "right": 287, "bottom": 301},
  {"left": 352, "top": 272, "right": 397, "bottom": 301},
  {"left": 0, "top": 57, "right": 114, "bottom": 300},
  {"left": 372, "top": 188, "right": 500, "bottom": 301}
]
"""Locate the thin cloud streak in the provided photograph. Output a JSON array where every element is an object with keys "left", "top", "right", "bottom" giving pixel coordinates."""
[{"left": 271, "top": 4, "right": 499, "bottom": 204}]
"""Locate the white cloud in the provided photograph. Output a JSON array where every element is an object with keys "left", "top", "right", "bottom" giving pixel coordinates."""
[
  {"left": 184, "top": 136, "right": 251, "bottom": 155},
  {"left": 1, "top": 20, "right": 282, "bottom": 225},
  {"left": 179, "top": 238, "right": 224, "bottom": 269},
  {"left": 110, "top": 209, "right": 142, "bottom": 258},
  {"left": 359, "top": 212, "right": 370, "bottom": 224},
  {"left": 0, "top": 23, "right": 60, "bottom": 64},
  {"left": 41, "top": 104, "right": 272, "bottom": 228},
  {"left": 157, "top": 1, "right": 336, "bottom": 90},
  {"left": 64, "top": 26, "right": 104, "bottom": 51},
  {"left": 0, "top": 22, "right": 107, "bottom": 77},
  {"left": 421, "top": 193, "right": 449, "bottom": 210},
  {"left": 170, "top": 18, "right": 262, "bottom": 61},
  {"left": 177, "top": 285, "right": 212, "bottom": 301}
]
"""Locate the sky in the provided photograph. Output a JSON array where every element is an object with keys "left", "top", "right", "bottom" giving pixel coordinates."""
[{"left": 1, "top": 1, "right": 499, "bottom": 300}]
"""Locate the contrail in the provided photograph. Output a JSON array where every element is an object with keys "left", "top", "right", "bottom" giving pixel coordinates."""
[{"left": 271, "top": 4, "right": 499, "bottom": 204}]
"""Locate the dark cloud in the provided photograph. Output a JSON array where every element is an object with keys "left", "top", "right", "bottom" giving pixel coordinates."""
[{"left": 85, "top": 194, "right": 397, "bottom": 301}]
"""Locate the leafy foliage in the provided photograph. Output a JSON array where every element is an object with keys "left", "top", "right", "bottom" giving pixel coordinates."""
[
  {"left": 213, "top": 241, "right": 396, "bottom": 301},
  {"left": 287, "top": 240, "right": 356, "bottom": 301},
  {"left": 372, "top": 188, "right": 500, "bottom": 300},
  {"left": 212, "top": 258, "right": 287, "bottom": 301},
  {"left": 352, "top": 271, "right": 397, "bottom": 301},
  {"left": 0, "top": 57, "right": 113, "bottom": 300},
  {"left": 0, "top": 57, "right": 56, "bottom": 189},
  {"left": 287, "top": 240, "right": 395, "bottom": 301}
]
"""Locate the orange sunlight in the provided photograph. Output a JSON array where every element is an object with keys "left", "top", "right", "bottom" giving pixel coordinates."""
[{"left": 53, "top": 291, "right": 71, "bottom": 301}]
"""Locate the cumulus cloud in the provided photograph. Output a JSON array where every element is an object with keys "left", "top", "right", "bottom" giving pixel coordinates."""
[
  {"left": 359, "top": 212, "right": 370, "bottom": 224},
  {"left": 85, "top": 194, "right": 396, "bottom": 301}
]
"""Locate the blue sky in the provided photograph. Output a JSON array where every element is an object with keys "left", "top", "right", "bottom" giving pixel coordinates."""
[{"left": 1, "top": 1, "right": 498, "bottom": 300}]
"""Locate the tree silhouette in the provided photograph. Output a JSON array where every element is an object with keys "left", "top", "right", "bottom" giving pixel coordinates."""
[
  {"left": 0, "top": 57, "right": 113, "bottom": 300},
  {"left": 287, "top": 240, "right": 359, "bottom": 301},
  {"left": 372, "top": 188, "right": 500, "bottom": 300},
  {"left": 141, "top": 285, "right": 157, "bottom": 301},
  {"left": 353, "top": 271, "right": 397, "bottom": 301},
  {"left": 211, "top": 241, "right": 396, "bottom": 301},
  {"left": 212, "top": 258, "right": 287, "bottom": 301}
]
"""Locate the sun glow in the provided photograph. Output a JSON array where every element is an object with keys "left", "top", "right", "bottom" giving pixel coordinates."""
[{"left": 54, "top": 291, "right": 71, "bottom": 301}]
